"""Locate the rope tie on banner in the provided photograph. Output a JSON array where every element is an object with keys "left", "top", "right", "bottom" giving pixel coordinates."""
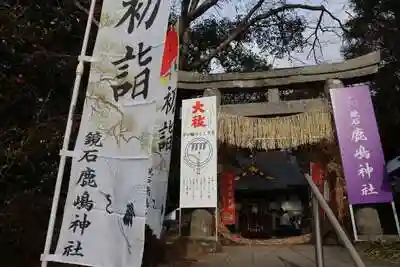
[{"left": 78, "top": 55, "right": 99, "bottom": 63}]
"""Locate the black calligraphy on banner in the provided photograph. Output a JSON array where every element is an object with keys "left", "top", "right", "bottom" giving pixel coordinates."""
[
  {"left": 161, "top": 86, "right": 176, "bottom": 115},
  {"left": 84, "top": 131, "right": 103, "bottom": 147},
  {"left": 73, "top": 191, "right": 94, "bottom": 211},
  {"left": 158, "top": 120, "right": 173, "bottom": 152},
  {"left": 146, "top": 168, "right": 156, "bottom": 215},
  {"left": 78, "top": 149, "right": 99, "bottom": 163},
  {"left": 65, "top": 132, "right": 101, "bottom": 257},
  {"left": 69, "top": 214, "right": 91, "bottom": 235},
  {"left": 111, "top": 43, "right": 153, "bottom": 102},
  {"left": 77, "top": 167, "right": 98, "bottom": 188},
  {"left": 63, "top": 241, "right": 84, "bottom": 257},
  {"left": 115, "top": 0, "right": 161, "bottom": 33}
]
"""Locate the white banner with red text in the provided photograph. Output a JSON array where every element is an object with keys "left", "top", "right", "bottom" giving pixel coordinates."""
[{"left": 179, "top": 96, "right": 218, "bottom": 208}]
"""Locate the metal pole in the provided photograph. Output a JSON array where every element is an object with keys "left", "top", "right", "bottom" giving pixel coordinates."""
[
  {"left": 40, "top": 1, "right": 98, "bottom": 266},
  {"left": 390, "top": 201, "right": 400, "bottom": 239},
  {"left": 349, "top": 204, "right": 359, "bottom": 242},
  {"left": 312, "top": 195, "right": 324, "bottom": 267},
  {"left": 178, "top": 208, "right": 182, "bottom": 237},
  {"left": 304, "top": 174, "right": 366, "bottom": 267},
  {"left": 215, "top": 207, "right": 219, "bottom": 242}
]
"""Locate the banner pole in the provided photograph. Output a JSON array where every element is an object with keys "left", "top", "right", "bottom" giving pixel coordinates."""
[
  {"left": 348, "top": 204, "right": 359, "bottom": 242},
  {"left": 312, "top": 195, "right": 324, "bottom": 267},
  {"left": 178, "top": 208, "right": 182, "bottom": 237},
  {"left": 390, "top": 201, "right": 400, "bottom": 239},
  {"left": 40, "top": 1, "right": 97, "bottom": 266},
  {"left": 215, "top": 207, "right": 219, "bottom": 243},
  {"left": 304, "top": 174, "right": 366, "bottom": 267}
]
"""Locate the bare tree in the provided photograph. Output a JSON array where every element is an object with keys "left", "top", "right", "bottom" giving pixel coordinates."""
[
  {"left": 75, "top": 0, "right": 347, "bottom": 71},
  {"left": 177, "top": 0, "right": 347, "bottom": 70}
]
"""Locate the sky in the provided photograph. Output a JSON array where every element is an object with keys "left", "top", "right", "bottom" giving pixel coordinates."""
[
  {"left": 200, "top": 0, "right": 350, "bottom": 71},
  {"left": 274, "top": 0, "right": 349, "bottom": 67}
]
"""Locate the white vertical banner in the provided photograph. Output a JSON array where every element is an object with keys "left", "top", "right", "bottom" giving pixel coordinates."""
[
  {"left": 146, "top": 25, "right": 179, "bottom": 237},
  {"left": 43, "top": 0, "right": 170, "bottom": 266},
  {"left": 180, "top": 96, "right": 218, "bottom": 208}
]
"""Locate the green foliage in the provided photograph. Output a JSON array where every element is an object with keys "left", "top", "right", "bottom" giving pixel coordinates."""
[
  {"left": 343, "top": 0, "right": 400, "bottom": 158},
  {"left": 0, "top": 2, "right": 87, "bottom": 265},
  {"left": 251, "top": 11, "right": 307, "bottom": 58},
  {"left": 179, "top": 10, "right": 307, "bottom": 72},
  {"left": 182, "top": 17, "right": 271, "bottom": 72}
]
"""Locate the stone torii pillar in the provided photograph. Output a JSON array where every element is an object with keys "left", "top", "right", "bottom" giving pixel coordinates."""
[
  {"left": 203, "top": 88, "right": 222, "bottom": 174},
  {"left": 203, "top": 88, "right": 222, "bottom": 107}
]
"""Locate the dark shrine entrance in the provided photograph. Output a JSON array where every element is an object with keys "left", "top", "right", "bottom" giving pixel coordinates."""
[
  {"left": 220, "top": 149, "right": 313, "bottom": 241},
  {"left": 236, "top": 187, "right": 310, "bottom": 239}
]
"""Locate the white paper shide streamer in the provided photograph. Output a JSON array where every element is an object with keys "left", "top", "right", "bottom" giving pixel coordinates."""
[{"left": 43, "top": 1, "right": 170, "bottom": 267}]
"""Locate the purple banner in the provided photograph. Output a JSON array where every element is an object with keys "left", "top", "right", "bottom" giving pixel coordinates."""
[{"left": 330, "top": 86, "right": 393, "bottom": 205}]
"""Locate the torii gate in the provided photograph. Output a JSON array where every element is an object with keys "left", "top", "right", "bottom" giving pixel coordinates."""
[
  {"left": 175, "top": 51, "right": 381, "bottom": 267},
  {"left": 178, "top": 51, "right": 379, "bottom": 114}
]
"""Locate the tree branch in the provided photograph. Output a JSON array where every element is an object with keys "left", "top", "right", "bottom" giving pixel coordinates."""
[
  {"left": 179, "top": 0, "right": 193, "bottom": 69},
  {"left": 190, "top": 3, "right": 347, "bottom": 69},
  {"left": 189, "top": 0, "right": 201, "bottom": 13},
  {"left": 189, "top": 0, "right": 265, "bottom": 69},
  {"left": 74, "top": 0, "right": 99, "bottom": 27},
  {"left": 305, "top": 10, "right": 324, "bottom": 63},
  {"left": 181, "top": 0, "right": 191, "bottom": 17},
  {"left": 187, "top": 0, "right": 221, "bottom": 22}
]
